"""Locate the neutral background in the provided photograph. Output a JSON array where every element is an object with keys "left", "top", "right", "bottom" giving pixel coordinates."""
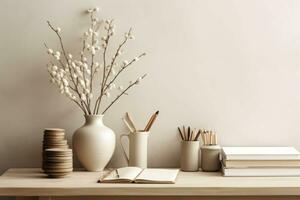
[{"left": 1, "top": 0, "right": 300, "bottom": 177}]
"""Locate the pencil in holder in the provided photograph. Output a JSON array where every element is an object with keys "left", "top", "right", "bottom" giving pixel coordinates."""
[
  {"left": 180, "top": 141, "right": 200, "bottom": 172},
  {"left": 200, "top": 145, "right": 221, "bottom": 172}
]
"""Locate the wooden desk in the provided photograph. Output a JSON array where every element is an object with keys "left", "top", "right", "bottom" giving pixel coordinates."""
[{"left": 1, "top": 168, "right": 300, "bottom": 200}]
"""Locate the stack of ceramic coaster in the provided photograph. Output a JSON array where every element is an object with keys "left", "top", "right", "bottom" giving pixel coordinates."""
[
  {"left": 43, "top": 128, "right": 68, "bottom": 150},
  {"left": 43, "top": 148, "right": 73, "bottom": 178},
  {"left": 42, "top": 128, "right": 73, "bottom": 178},
  {"left": 42, "top": 128, "right": 69, "bottom": 170}
]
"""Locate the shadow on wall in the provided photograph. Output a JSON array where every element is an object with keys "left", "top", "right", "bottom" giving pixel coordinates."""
[{"left": 0, "top": 51, "right": 82, "bottom": 174}]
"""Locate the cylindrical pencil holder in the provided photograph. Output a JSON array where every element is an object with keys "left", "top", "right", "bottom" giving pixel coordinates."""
[
  {"left": 120, "top": 131, "right": 149, "bottom": 168},
  {"left": 180, "top": 141, "right": 200, "bottom": 172},
  {"left": 201, "top": 145, "right": 221, "bottom": 172}
]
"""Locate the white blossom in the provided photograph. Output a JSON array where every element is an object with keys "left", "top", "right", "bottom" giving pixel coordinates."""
[
  {"left": 123, "top": 60, "right": 129, "bottom": 66},
  {"left": 111, "top": 68, "right": 116, "bottom": 75},
  {"left": 92, "top": 18, "right": 99, "bottom": 24},
  {"left": 72, "top": 74, "right": 78, "bottom": 79},
  {"left": 62, "top": 78, "right": 69, "bottom": 86},
  {"left": 56, "top": 27, "right": 61, "bottom": 33},
  {"left": 93, "top": 7, "right": 100, "bottom": 12},
  {"left": 79, "top": 79, "right": 85, "bottom": 86},
  {"left": 109, "top": 83, "right": 116, "bottom": 89},
  {"left": 91, "top": 48, "right": 96, "bottom": 55},
  {"left": 118, "top": 85, "right": 124, "bottom": 91},
  {"left": 83, "top": 63, "right": 88, "bottom": 70},
  {"left": 52, "top": 65, "right": 58, "bottom": 71},
  {"left": 87, "top": 9, "right": 93, "bottom": 13},
  {"left": 105, "top": 92, "right": 110, "bottom": 98},
  {"left": 136, "top": 76, "right": 143, "bottom": 84},
  {"left": 68, "top": 54, "right": 73, "bottom": 59},
  {"left": 93, "top": 39, "right": 99, "bottom": 45},
  {"left": 85, "top": 43, "right": 91, "bottom": 49},
  {"left": 88, "top": 93, "right": 93, "bottom": 99},
  {"left": 54, "top": 55, "right": 60, "bottom": 60},
  {"left": 85, "top": 88, "right": 90, "bottom": 94},
  {"left": 51, "top": 71, "right": 57, "bottom": 76},
  {"left": 80, "top": 94, "right": 86, "bottom": 101},
  {"left": 134, "top": 57, "right": 139, "bottom": 61},
  {"left": 116, "top": 50, "right": 122, "bottom": 56},
  {"left": 47, "top": 48, "right": 53, "bottom": 54}
]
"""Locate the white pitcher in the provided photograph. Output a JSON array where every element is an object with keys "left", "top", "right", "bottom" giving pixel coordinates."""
[{"left": 120, "top": 131, "right": 149, "bottom": 168}]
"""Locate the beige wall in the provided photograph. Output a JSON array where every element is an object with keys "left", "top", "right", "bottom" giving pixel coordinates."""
[{"left": 1, "top": 0, "right": 300, "bottom": 174}]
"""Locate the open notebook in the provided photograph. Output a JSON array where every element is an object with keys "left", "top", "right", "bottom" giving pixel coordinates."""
[{"left": 99, "top": 167, "right": 179, "bottom": 184}]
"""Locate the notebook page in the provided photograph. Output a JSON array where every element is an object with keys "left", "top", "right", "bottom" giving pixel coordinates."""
[
  {"left": 117, "top": 167, "right": 143, "bottom": 180},
  {"left": 136, "top": 168, "right": 179, "bottom": 183},
  {"left": 101, "top": 167, "right": 142, "bottom": 182}
]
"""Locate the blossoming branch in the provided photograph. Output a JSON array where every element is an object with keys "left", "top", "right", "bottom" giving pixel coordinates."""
[{"left": 44, "top": 7, "right": 147, "bottom": 115}]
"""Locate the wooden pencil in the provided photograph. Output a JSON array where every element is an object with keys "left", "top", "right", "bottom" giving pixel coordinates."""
[
  {"left": 183, "top": 126, "right": 187, "bottom": 141},
  {"left": 125, "top": 112, "right": 137, "bottom": 132},
  {"left": 145, "top": 111, "right": 159, "bottom": 131},
  {"left": 187, "top": 126, "right": 191, "bottom": 141},
  {"left": 122, "top": 118, "right": 134, "bottom": 133},
  {"left": 194, "top": 130, "right": 201, "bottom": 141},
  {"left": 178, "top": 127, "right": 184, "bottom": 140}
]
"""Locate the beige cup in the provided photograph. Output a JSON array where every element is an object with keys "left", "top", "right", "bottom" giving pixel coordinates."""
[
  {"left": 201, "top": 145, "right": 221, "bottom": 172},
  {"left": 120, "top": 131, "right": 149, "bottom": 168},
  {"left": 180, "top": 141, "right": 200, "bottom": 172}
]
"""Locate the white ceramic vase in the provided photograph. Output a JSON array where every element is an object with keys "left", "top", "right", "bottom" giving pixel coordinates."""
[{"left": 73, "top": 115, "right": 116, "bottom": 171}]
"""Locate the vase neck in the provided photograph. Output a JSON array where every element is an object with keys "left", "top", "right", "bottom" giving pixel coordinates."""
[{"left": 84, "top": 115, "right": 104, "bottom": 125}]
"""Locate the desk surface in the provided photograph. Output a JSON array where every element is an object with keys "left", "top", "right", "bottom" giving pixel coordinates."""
[{"left": 1, "top": 168, "right": 300, "bottom": 196}]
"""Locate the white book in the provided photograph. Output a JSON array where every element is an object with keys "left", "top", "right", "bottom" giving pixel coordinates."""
[
  {"left": 221, "top": 147, "right": 300, "bottom": 160},
  {"left": 99, "top": 167, "right": 179, "bottom": 184},
  {"left": 223, "top": 159, "right": 300, "bottom": 168},
  {"left": 222, "top": 165, "right": 300, "bottom": 177}
]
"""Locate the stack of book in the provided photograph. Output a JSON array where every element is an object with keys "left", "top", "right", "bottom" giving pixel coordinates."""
[{"left": 221, "top": 147, "right": 300, "bottom": 176}]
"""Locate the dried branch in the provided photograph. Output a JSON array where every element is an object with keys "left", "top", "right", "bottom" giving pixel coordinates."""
[
  {"left": 47, "top": 21, "right": 91, "bottom": 114},
  {"left": 102, "top": 74, "right": 147, "bottom": 114},
  {"left": 102, "top": 28, "right": 131, "bottom": 93},
  {"left": 45, "top": 10, "right": 147, "bottom": 116},
  {"left": 104, "top": 52, "right": 146, "bottom": 92},
  {"left": 93, "top": 21, "right": 113, "bottom": 114}
]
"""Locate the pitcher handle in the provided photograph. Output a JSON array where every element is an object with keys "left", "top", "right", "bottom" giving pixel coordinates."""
[{"left": 120, "top": 133, "right": 129, "bottom": 164}]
